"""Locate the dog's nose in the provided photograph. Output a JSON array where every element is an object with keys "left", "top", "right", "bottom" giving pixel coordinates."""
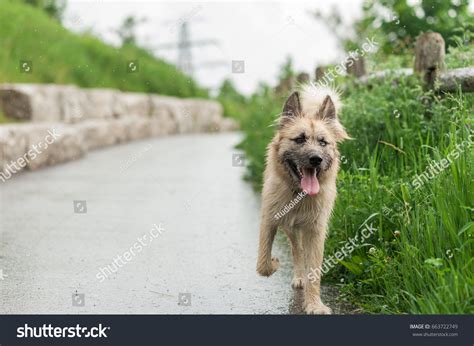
[{"left": 309, "top": 155, "right": 322, "bottom": 167}]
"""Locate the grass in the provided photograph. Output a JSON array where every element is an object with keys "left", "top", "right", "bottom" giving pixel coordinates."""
[
  {"left": 230, "top": 50, "right": 474, "bottom": 314},
  {"left": 329, "top": 81, "right": 473, "bottom": 314},
  {"left": 0, "top": 0, "right": 207, "bottom": 98}
]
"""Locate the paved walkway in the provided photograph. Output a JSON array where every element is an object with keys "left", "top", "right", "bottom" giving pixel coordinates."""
[{"left": 0, "top": 132, "right": 347, "bottom": 314}]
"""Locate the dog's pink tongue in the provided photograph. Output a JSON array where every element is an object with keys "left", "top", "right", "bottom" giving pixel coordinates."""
[{"left": 301, "top": 169, "right": 320, "bottom": 196}]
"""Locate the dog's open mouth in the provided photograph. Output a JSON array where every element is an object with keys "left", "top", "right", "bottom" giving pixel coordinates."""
[{"left": 287, "top": 160, "right": 321, "bottom": 196}]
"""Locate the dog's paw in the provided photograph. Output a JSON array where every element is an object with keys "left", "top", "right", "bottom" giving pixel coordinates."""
[
  {"left": 291, "top": 277, "right": 304, "bottom": 289},
  {"left": 256, "top": 257, "right": 279, "bottom": 277},
  {"left": 305, "top": 302, "right": 332, "bottom": 315}
]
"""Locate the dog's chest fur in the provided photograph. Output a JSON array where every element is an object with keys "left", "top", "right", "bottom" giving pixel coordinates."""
[{"left": 263, "top": 173, "right": 337, "bottom": 231}]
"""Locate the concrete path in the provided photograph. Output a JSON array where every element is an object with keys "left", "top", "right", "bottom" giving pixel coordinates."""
[{"left": 0, "top": 132, "right": 348, "bottom": 314}]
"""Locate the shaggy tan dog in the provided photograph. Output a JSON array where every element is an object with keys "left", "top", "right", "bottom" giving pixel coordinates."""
[{"left": 256, "top": 84, "right": 349, "bottom": 314}]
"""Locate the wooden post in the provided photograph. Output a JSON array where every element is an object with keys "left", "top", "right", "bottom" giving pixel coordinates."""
[
  {"left": 346, "top": 57, "right": 366, "bottom": 78},
  {"left": 315, "top": 67, "right": 327, "bottom": 82},
  {"left": 296, "top": 72, "right": 309, "bottom": 84},
  {"left": 274, "top": 75, "right": 294, "bottom": 95},
  {"left": 414, "top": 32, "right": 445, "bottom": 89}
]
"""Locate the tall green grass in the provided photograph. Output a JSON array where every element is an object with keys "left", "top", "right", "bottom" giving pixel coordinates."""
[
  {"left": 0, "top": 0, "right": 207, "bottom": 98},
  {"left": 329, "top": 80, "right": 473, "bottom": 314},
  {"left": 234, "top": 62, "right": 473, "bottom": 314}
]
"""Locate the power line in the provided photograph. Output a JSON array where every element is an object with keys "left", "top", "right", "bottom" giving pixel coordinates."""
[{"left": 152, "top": 20, "right": 227, "bottom": 76}]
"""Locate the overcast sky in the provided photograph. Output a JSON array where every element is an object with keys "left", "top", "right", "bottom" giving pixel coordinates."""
[{"left": 64, "top": 0, "right": 365, "bottom": 94}]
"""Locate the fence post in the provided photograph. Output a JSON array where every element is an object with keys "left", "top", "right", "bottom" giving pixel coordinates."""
[
  {"left": 346, "top": 57, "right": 366, "bottom": 78},
  {"left": 274, "top": 75, "right": 294, "bottom": 95},
  {"left": 296, "top": 72, "right": 310, "bottom": 84},
  {"left": 414, "top": 32, "right": 445, "bottom": 89},
  {"left": 315, "top": 67, "right": 327, "bottom": 82}
]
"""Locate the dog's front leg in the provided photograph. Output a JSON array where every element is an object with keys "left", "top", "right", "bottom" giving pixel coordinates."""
[
  {"left": 302, "top": 226, "right": 332, "bottom": 314},
  {"left": 286, "top": 230, "right": 305, "bottom": 289},
  {"left": 256, "top": 214, "right": 279, "bottom": 277}
]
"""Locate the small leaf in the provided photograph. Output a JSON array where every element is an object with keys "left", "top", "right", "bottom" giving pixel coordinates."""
[
  {"left": 424, "top": 258, "right": 443, "bottom": 268},
  {"left": 339, "top": 260, "right": 363, "bottom": 275}
]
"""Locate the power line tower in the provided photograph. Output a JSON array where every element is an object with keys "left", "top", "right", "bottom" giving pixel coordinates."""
[
  {"left": 177, "top": 22, "right": 193, "bottom": 75},
  {"left": 153, "top": 19, "right": 226, "bottom": 76}
]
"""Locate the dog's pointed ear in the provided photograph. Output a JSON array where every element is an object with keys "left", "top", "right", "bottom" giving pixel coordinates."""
[
  {"left": 280, "top": 91, "right": 301, "bottom": 128},
  {"left": 319, "top": 95, "right": 336, "bottom": 120}
]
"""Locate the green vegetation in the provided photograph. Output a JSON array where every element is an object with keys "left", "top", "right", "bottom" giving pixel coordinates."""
[
  {"left": 21, "top": 0, "right": 67, "bottom": 22},
  {"left": 314, "top": 0, "right": 473, "bottom": 54},
  {"left": 0, "top": 0, "right": 207, "bottom": 98},
  {"left": 115, "top": 15, "right": 147, "bottom": 47},
  {"left": 327, "top": 77, "right": 473, "bottom": 314},
  {"left": 222, "top": 40, "right": 474, "bottom": 313}
]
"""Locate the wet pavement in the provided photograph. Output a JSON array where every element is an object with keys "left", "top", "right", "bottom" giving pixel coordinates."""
[{"left": 0, "top": 132, "right": 351, "bottom": 314}]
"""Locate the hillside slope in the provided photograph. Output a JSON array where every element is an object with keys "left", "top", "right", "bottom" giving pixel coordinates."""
[{"left": 0, "top": 0, "right": 207, "bottom": 98}]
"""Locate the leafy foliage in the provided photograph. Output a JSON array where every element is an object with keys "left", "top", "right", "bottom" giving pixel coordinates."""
[
  {"left": 314, "top": 0, "right": 473, "bottom": 54},
  {"left": 115, "top": 15, "right": 147, "bottom": 47},
  {"left": 21, "top": 0, "right": 66, "bottom": 22}
]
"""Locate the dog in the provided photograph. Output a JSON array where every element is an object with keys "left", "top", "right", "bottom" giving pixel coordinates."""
[{"left": 256, "top": 84, "right": 349, "bottom": 314}]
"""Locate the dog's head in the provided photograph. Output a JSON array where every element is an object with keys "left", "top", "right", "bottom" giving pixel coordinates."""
[{"left": 276, "top": 88, "right": 349, "bottom": 196}]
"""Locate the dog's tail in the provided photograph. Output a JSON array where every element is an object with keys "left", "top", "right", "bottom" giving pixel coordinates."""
[{"left": 299, "top": 83, "right": 342, "bottom": 117}]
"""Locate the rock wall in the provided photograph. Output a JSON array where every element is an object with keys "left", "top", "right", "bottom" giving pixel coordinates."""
[{"left": 0, "top": 84, "right": 238, "bottom": 178}]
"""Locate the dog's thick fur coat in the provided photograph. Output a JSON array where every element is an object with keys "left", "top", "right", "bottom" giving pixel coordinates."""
[{"left": 256, "top": 84, "right": 349, "bottom": 314}]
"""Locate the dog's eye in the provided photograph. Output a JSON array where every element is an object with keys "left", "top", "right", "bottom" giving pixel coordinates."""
[
  {"left": 293, "top": 133, "right": 306, "bottom": 144},
  {"left": 319, "top": 139, "right": 328, "bottom": 147}
]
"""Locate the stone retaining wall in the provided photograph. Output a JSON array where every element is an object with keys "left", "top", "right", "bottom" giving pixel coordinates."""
[{"left": 0, "top": 84, "right": 238, "bottom": 178}]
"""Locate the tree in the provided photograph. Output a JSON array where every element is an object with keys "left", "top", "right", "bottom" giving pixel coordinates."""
[
  {"left": 218, "top": 79, "right": 246, "bottom": 104},
  {"left": 278, "top": 56, "right": 295, "bottom": 82},
  {"left": 115, "top": 15, "right": 146, "bottom": 47},
  {"left": 314, "top": 0, "right": 473, "bottom": 54},
  {"left": 23, "top": 0, "right": 67, "bottom": 22}
]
